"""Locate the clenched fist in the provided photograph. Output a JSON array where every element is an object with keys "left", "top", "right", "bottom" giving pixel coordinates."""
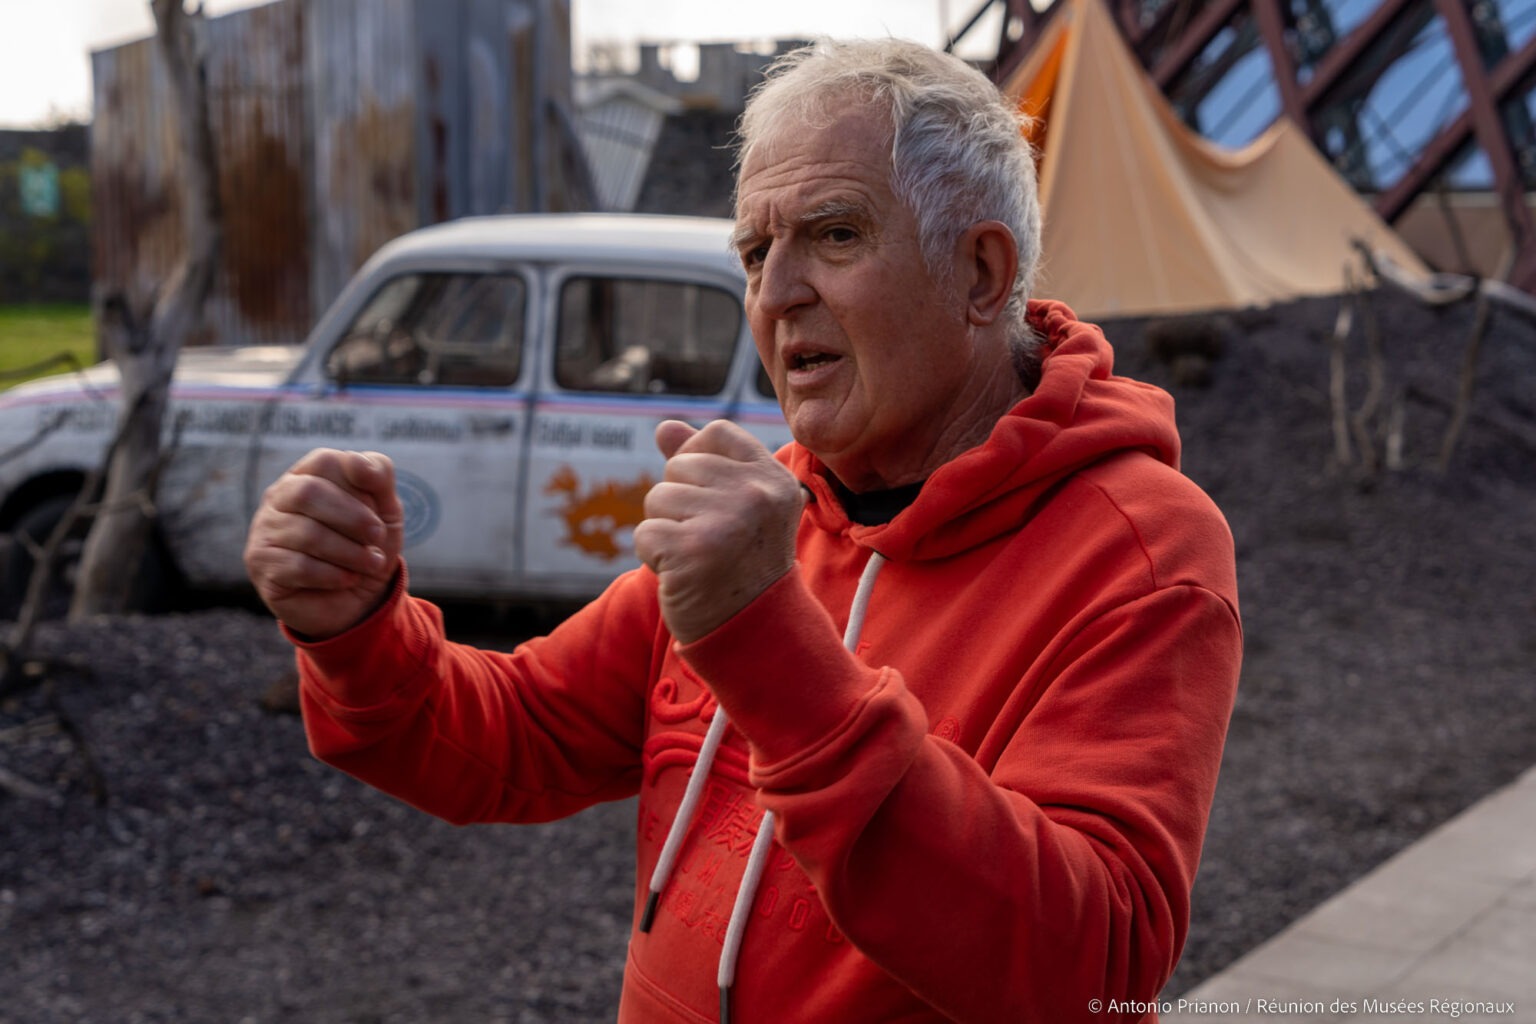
[
  {"left": 243, "top": 448, "right": 405, "bottom": 640},
  {"left": 632, "top": 420, "right": 804, "bottom": 645}
]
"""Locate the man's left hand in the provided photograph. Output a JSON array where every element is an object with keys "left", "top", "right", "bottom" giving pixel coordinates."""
[{"left": 633, "top": 420, "right": 804, "bottom": 645}]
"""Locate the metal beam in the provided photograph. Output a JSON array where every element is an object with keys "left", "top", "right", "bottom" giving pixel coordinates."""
[
  {"left": 1251, "top": 0, "right": 1310, "bottom": 131},
  {"left": 1151, "top": 0, "right": 1248, "bottom": 89},
  {"left": 995, "top": 0, "right": 1049, "bottom": 83},
  {"left": 1127, "top": 0, "right": 1183, "bottom": 59},
  {"left": 946, "top": 0, "right": 1001, "bottom": 52},
  {"left": 1299, "top": 0, "right": 1422, "bottom": 109},
  {"left": 988, "top": 0, "right": 1536, "bottom": 292},
  {"left": 1374, "top": 28, "right": 1536, "bottom": 220},
  {"left": 1117, "top": 0, "right": 1142, "bottom": 40},
  {"left": 1433, "top": 0, "right": 1536, "bottom": 286}
]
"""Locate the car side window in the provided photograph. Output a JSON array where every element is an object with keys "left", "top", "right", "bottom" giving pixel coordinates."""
[
  {"left": 555, "top": 277, "right": 740, "bottom": 396},
  {"left": 326, "top": 272, "right": 525, "bottom": 387}
]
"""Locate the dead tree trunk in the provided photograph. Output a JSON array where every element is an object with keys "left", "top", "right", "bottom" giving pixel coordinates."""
[
  {"left": 1438, "top": 246, "right": 1516, "bottom": 471},
  {"left": 70, "top": 0, "right": 222, "bottom": 619},
  {"left": 1328, "top": 269, "right": 1358, "bottom": 467}
]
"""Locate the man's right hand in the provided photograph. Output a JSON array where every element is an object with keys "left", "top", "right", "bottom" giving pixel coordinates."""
[{"left": 243, "top": 448, "right": 405, "bottom": 640}]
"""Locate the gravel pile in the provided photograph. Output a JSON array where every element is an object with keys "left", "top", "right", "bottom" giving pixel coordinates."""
[
  {"left": 2, "top": 290, "right": 1533, "bottom": 1020},
  {"left": 2, "top": 610, "right": 635, "bottom": 1022}
]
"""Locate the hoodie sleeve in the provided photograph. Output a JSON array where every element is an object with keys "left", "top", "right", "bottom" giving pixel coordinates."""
[
  {"left": 680, "top": 565, "right": 1241, "bottom": 1022},
  {"left": 295, "top": 566, "right": 661, "bottom": 825}
]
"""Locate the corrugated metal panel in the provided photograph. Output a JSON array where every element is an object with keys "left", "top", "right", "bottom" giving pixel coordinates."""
[
  {"left": 306, "top": 0, "right": 420, "bottom": 312},
  {"left": 413, "top": 0, "right": 466, "bottom": 226},
  {"left": 411, "top": 0, "right": 579, "bottom": 227},
  {"left": 308, "top": 0, "right": 579, "bottom": 310},
  {"left": 507, "top": 0, "right": 543, "bottom": 212},
  {"left": 207, "top": 1, "right": 309, "bottom": 342},
  {"left": 583, "top": 98, "right": 660, "bottom": 211},
  {"left": 91, "top": 2, "right": 310, "bottom": 348},
  {"left": 91, "top": 0, "right": 579, "bottom": 342},
  {"left": 539, "top": 0, "right": 583, "bottom": 213},
  {"left": 91, "top": 38, "right": 188, "bottom": 331},
  {"left": 576, "top": 82, "right": 678, "bottom": 211}
]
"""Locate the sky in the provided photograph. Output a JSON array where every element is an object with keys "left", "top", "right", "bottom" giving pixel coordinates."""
[{"left": 0, "top": 0, "right": 992, "bottom": 128}]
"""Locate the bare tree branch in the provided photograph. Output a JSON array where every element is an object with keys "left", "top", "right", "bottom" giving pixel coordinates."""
[
  {"left": 0, "top": 763, "right": 60, "bottom": 804},
  {"left": 3, "top": 387, "right": 155, "bottom": 691},
  {"left": 1328, "top": 268, "right": 1357, "bottom": 466},
  {"left": 0, "top": 353, "right": 83, "bottom": 383},
  {"left": 0, "top": 398, "right": 189, "bottom": 805},
  {"left": 1439, "top": 246, "right": 1517, "bottom": 471},
  {"left": 0, "top": 417, "right": 69, "bottom": 470},
  {"left": 71, "top": 0, "right": 222, "bottom": 619},
  {"left": 1349, "top": 285, "right": 1385, "bottom": 478}
]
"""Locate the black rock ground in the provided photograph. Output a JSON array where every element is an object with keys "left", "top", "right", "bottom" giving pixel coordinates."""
[{"left": 2, "top": 290, "right": 1533, "bottom": 1021}]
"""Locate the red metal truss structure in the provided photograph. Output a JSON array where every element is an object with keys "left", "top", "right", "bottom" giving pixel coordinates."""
[{"left": 951, "top": 0, "right": 1536, "bottom": 291}]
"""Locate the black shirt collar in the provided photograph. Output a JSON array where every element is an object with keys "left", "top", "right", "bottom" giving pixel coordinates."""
[{"left": 829, "top": 476, "right": 926, "bottom": 526}]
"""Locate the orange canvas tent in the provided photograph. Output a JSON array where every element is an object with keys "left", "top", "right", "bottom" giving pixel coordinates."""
[{"left": 1002, "top": 0, "right": 1428, "bottom": 318}]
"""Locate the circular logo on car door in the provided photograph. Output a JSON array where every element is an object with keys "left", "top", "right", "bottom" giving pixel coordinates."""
[{"left": 394, "top": 469, "right": 441, "bottom": 548}]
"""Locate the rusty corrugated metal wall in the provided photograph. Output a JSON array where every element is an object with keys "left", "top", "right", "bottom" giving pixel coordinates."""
[
  {"left": 92, "top": 39, "right": 180, "bottom": 331},
  {"left": 92, "top": 1, "right": 310, "bottom": 347},
  {"left": 409, "top": 0, "right": 580, "bottom": 228},
  {"left": 214, "top": 2, "right": 312, "bottom": 344},
  {"left": 91, "top": 0, "right": 578, "bottom": 348},
  {"left": 308, "top": 0, "right": 578, "bottom": 306},
  {"left": 306, "top": 0, "right": 420, "bottom": 314}
]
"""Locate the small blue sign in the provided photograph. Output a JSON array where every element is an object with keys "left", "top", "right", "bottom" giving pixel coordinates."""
[{"left": 19, "top": 163, "right": 60, "bottom": 218}]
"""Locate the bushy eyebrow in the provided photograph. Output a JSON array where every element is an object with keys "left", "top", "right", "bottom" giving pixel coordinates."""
[
  {"left": 799, "top": 198, "right": 871, "bottom": 227},
  {"left": 730, "top": 222, "right": 761, "bottom": 253},
  {"left": 732, "top": 198, "right": 873, "bottom": 252}
]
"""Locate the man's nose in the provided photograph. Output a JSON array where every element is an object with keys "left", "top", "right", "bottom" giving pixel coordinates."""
[{"left": 754, "top": 246, "right": 816, "bottom": 319}]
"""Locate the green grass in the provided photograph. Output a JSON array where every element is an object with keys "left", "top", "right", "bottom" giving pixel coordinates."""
[{"left": 0, "top": 303, "right": 98, "bottom": 390}]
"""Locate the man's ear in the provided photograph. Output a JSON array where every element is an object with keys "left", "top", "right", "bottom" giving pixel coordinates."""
[{"left": 958, "top": 221, "right": 1018, "bottom": 327}]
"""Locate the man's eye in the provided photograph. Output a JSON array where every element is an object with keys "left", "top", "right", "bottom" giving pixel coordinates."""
[
  {"left": 742, "top": 243, "right": 769, "bottom": 267},
  {"left": 823, "top": 226, "right": 858, "bottom": 244}
]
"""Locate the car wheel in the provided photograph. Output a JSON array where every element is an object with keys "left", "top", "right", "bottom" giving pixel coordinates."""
[
  {"left": 0, "top": 494, "right": 179, "bottom": 622},
  {"left": 0, "top": 494, "right": 86, "bottom": 622}
]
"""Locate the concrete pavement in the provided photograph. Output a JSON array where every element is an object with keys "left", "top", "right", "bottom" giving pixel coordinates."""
[{"left": 1161, "top": 764, "right": 1536, "bottom": 1024}]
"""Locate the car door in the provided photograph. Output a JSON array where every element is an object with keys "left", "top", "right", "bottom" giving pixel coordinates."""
[
  {"left": 250, "top": 266, "right": 534, "bottom": 597},
  {"left": 521, "top": 264, "right": 751, "bottom": 598}
]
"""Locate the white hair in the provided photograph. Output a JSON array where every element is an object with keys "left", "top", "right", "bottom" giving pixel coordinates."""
[{"left": 736, "top": 38, "right": 1044, "bottom": 377}]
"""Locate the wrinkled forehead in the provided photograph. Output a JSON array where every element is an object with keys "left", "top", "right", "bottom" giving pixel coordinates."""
[{"left": 734, "top": 91, "right": 896, "bottom": 209}]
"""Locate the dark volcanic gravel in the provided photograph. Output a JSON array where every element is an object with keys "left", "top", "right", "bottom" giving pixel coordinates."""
[
  {"left": 2, "top": 290, "right": 1533, "bottom": 1020},
  {"left": 2, "top": 611, "right": 635, "bottom": 1022}
]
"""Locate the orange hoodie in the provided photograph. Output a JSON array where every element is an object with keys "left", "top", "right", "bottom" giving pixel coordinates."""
[{"left": 296, "top": 300, "right": 1242, "bottom": 1023}]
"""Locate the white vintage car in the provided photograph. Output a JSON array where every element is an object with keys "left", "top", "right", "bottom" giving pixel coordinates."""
[{"left": 0, "top": 214, "right": 789, "bottom": 618}]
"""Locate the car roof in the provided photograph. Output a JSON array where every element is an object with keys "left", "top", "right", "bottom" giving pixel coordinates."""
[{"left": 377, "top": 213, "right": 741, "bottom": 275}]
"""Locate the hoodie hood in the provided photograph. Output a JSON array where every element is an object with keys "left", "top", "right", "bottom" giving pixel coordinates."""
[{"left": 786, "top": 299, "right": 1181, "bottom": 562}]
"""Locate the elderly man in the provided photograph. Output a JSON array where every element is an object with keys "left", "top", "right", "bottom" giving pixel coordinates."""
[{"left": 245, "top": 38, "right": 1240, "bottom": 1024}]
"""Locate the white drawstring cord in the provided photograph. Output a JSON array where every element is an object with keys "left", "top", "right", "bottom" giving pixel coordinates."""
[
  {"left": 640, "top": 706, "right": 731, "bottom": 932},
  {"left": 842, "top": 553, "right": 884, "bottom": 657},
  {"left": 640, "top": 552, "right": 888, "bottom": 1022},
  {"left": 716, "top": 552, "right": 886, "bottom": 1022},
  {"left": 717, "top": 806, "right": 777, "bottom": 1021}
]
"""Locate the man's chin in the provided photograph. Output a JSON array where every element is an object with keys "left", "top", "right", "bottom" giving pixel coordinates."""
[{"left": 786, "top": 405, "right": 858, "bottom": 453}]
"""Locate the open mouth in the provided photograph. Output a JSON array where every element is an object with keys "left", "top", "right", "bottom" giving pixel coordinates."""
[{"left": 790, "top": 352, "right": 840, "bottom": 371}]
